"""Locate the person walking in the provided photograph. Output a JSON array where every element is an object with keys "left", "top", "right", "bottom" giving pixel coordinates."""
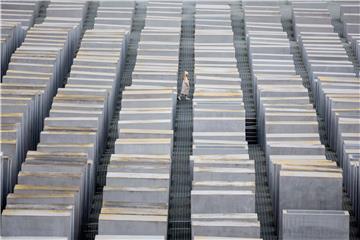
[{"left": 178, "top": 70, "right": 190, "bottom": 101}]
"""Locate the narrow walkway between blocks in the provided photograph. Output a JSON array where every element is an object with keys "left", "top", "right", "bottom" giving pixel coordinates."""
[{"left": 167, "top": 1, "right": 194, "bottom": 239}]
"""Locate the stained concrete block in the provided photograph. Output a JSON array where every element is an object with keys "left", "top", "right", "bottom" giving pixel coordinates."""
[
  {"left": 39, "top": 131, "right": 98, "bottom": 145},
  {"left": 192, "top": 181, "right": 255, "bottom": 191},
  {"left": 192, "top": 156, "right": 253, "bottom": 170},
  {"left": 109, "top": 154, "right": 171, "bottom": 167},
  {"left": 11, "top": 184, "right": 83, "bottom": 238},
  {"left": 36, "top": 143, "right": 96, "bottom": 163},
  {"left": 107, "top": 163, "right": 169, "bottom": 174},
  {"left": 192, "top": 220, "right": 260, "bottom": 238},
  {"left": 1, "top": 208, "right": 74, "bottom": 239}
]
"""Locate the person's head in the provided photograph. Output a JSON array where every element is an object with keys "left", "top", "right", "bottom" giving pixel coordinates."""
[{"left": 183, "top": 71, "right": 189, "bottom": 79}]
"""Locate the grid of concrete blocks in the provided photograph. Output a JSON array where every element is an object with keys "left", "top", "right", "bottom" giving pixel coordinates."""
[
  {"left": 97, "top": 0, "right": 182, "bottom": 238},
  {"left": 245, "top": 1, "right": 354, "bottom": 239},
  {"left": 191, "top": 2, "right": 259, "bottom": 239},
  {"left": 1, "top": 1, "right": 131, "bottom": 239}
]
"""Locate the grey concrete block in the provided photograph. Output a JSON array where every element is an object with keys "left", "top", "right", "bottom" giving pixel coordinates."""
[
  {"left": 1, "top": 208, "right": 74, "bottom": 239},
  {"left": 191, "top": 190, "right": 255, "bottom": 213},
  {"left": 98, "top": 214, "right": 167, "bottom": 236},
  {"left": 192, "top": 181, "right": 255, "bottom": 191},
  {"left": 95, "top": 236, "right": 164, "bottom": 240},
  {"left": 192, "top": 220, "right": 260, "bottom": 238},
  {"left": 106, "top": 172, "right": 169, "bottom": 188},
  {"left": 278, "top": 171, "right": 343, "bottom": 231},
  {"left": 115, "top": 138, "right": 172, "bottom": 155},
  {"left": 193, "top": 117, "right": 245, "bottom": 132},
  {"left": 193, "top": 167, "right": 255, "bottom": 182},
  {"left": 103, "top": 186, "right": 168, "bottom": 204},
  {"left": 281, "top": 210, "right": 349, "bottom": 240}
]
